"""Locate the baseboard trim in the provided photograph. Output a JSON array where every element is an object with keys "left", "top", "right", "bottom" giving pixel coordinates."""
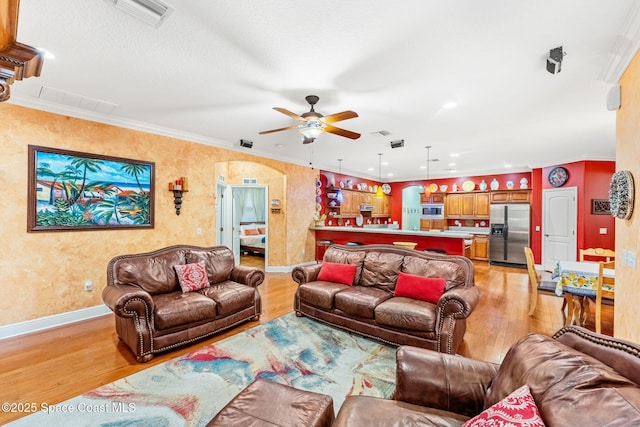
[
  {"left": 0, "top": 305, "right": 111, "bottom": 340},
  {"left": 266, "top": 261, "right": 315, "bottom": 273}
]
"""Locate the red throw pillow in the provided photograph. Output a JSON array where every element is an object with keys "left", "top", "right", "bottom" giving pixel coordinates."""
[
  {"left": 317, "top": 262, "right": 357, "bottom": 286},
  {"left": 174, "top": 261, "right": 210, "bottom": 293},
  {"left": 245, "top": 228, "right": 259, "bottom": 236},
  {"left": 394, "top": 272, "right": 446, "bottom": 304},
  {"left": 461, "top": 385, "right": 545, "bottom": 427}
]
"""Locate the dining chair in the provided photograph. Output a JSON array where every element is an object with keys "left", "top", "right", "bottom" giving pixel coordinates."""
[
  {"left": 577, "top": 248, "right": 615, "bottom": 325},
  {"left": 579, "top": 248, "right": 615, "bottom": 262},
  {"left": 524, "top": 247, "right": 565, "bottom": 319},
  {"left": 593, "top": 260, "right": 615, "bottom": 334}
]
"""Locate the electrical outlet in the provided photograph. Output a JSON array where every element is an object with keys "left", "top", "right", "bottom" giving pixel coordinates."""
[
  {"left": 84, "top": 280, "right": 93, "bottom": 291},
  {"left": 196, "top": 227, "right": 202, "bottom": 235},
  {"left": 599, "top": 228, "right": 607, "bottom": 234}
]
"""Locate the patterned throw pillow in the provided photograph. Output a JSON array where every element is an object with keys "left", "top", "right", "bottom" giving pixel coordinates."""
[
  {"left": 174, "top": 261, "right": 210, "bottom": 293},
  {"left": 462, "top": 385, "right": 545, "bottom": 427}
]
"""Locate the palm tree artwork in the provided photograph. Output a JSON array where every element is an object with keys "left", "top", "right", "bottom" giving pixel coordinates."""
[{"left": 30, "top": 146, "right": 154, "bottom": 230}]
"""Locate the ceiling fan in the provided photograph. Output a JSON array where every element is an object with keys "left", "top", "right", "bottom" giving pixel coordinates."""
[{"left": 259, "top": 95, "right": 360, "bottom": 144}]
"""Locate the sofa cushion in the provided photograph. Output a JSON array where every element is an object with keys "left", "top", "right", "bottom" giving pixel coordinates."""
[
  {"left": 200, "top": 281, "right": 256, "bottom": 316},
  {"left": 153, "top": 291, "right": 216, "bottom": 330},
  {"left": 360, "top": 252, "right": 404, "bottom": 291},
  {"left": 462, "top": 385, "right": 544, "bottom": 427},
  {"left": 323, "top": 247, "right": 366, "bottom": 285},
  {"left": 174, "top": 261, "right": 210, "bottom": 293},
  {"left": 187, "top": 247, "right": 235, "bottom": 284},
  {"left": 114, "top": 250, "right": 187, "bottom": 294},
  {"left": 394, "top": 273, "right": 446, "bottom": 304},
  {"left": 334, "top": 287, "right": 392, "bottom": 319},
  {"left": 486, "top": 333, "right": 640, "bottom": 426},
  {"left": 375, "top": 298, "right": 438, "bottom": 332},
  {"left": 333, "top": 395, "right": 469, "bottom": 427},
  {"left": 298, "top": 282, "right": 350, "bottom": 310},
  {"left": 402, "top": 256, "right": 467, "bottom": 291},
  {"left": 318, "top": 262, "right": 357, "bottom": 286}
]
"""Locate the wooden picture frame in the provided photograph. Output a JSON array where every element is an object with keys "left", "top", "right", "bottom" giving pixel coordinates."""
[
  {"left": 28, "top": 145, "right": 155, "bottom": 232},
  {"left": 591, "top": 198, "right": 611, "bottom": 215}
]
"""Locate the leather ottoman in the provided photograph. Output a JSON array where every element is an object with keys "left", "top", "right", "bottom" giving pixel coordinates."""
[{"left": 207, "top": 379, "right": 335, "bottom": 427}]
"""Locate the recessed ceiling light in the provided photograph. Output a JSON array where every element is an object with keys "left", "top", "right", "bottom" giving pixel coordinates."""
[
  {"left": 442, "top": 101, "right": 458, "bottom": 109},
  {"left": 448, "top": 169, "right": 457, "bottom": 173},
  {"left": 367, "top": 167, "right": 374, "bottom": 171},
  {"left": 450, "top": 153, "right": 459, "bottom": 157},
  {"left": 382, "top": 162, "right": 389, "bottom": 166},
  {"left": 448, "top": 162, "right": 456, "bottom": 167},
  {"left": 419, "top": 165, "right": 427, "bottom": 169},
  {"left": 275, "top": 144, "right": 284, "bottom": 148},
  {"left": 504, "top": 164, "right": 512, "bottom": 168},
  {"left": 387, "top": 173, "right": 394, "bottom": 177}
]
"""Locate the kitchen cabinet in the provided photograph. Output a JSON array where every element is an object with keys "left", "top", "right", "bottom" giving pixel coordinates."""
[
  {"left": 420, "top": 193, "right": 445, "bottom": 204},
  {"left": 470, "top": 234, "right": 489, "bottom": 261},
  {"left": 446, "top": 193, "right": 490, "bottom": 219},
  {"left": 420, "top": 218, "right": 445, "bottom": 231},
  {"left": 326, "top": 189, "right": 390, "bottom": 218},
  {"left": 490, "top": 190, "right": 531, "bottom": 204}
]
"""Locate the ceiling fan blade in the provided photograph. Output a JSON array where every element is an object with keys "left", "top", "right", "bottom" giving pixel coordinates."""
[
  {"left": 324, "top": 125, "right": 361, "bottom": 140},
  {"left": 321, "top": 110, "right": 358, "bottom": 124},
  {"left": 273, "top": 107, "right": 305, "bottom": 121},
  {"left": 258, "top": 125, "right": 298, "bottom": 135}
]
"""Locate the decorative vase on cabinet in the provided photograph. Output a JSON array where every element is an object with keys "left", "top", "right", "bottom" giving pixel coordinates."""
[
  {"left": 479, "top": 180, "right": 487, "bottom": 191},
  {"left": 520, "top": 177, "right": 528, "bottom": 189},
  {"left": 490, "top": 179, "right": 499, "bottom": 190}
]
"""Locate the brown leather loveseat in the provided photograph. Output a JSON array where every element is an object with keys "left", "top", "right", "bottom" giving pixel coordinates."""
[
  {"left": 334, "top": 326, "right": 640, "bottom": 426},
  {"left": 292, "top": 244, "right": 478, "bottom": 354},
  {"left": 103, "top": 245, "right": 264, "bottom": 362}
]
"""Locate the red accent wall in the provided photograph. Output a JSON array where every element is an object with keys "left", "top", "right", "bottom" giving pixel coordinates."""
[{"left": 531, "top": 161, "right": 615, "bottom": 262}]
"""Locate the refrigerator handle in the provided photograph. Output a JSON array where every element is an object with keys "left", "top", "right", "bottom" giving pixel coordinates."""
[{"left": 503, "top": 225, "right": 508, "bottom": 239}]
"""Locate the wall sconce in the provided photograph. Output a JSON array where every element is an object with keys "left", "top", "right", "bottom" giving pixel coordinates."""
[{"left": 168, "top": 177, "right": 188, "bottom": 215}]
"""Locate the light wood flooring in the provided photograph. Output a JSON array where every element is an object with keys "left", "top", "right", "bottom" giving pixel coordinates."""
[{"left": 0, "top": 261, "right": 612, "bottom": 425}]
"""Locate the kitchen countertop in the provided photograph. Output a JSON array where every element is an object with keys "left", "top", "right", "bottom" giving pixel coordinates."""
[
  {"left": 447, "top": 226, "right": 490, "bottom": 235},
  {"left": 311, "top": 226, "right": 472, "bottom": 239}
]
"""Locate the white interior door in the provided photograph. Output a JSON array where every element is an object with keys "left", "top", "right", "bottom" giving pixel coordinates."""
[
  {"left": 542, "top": 187, "right": 577, "bottom": 270},
  {"left": 216, "top": 183, "right": 235, "bottom": 257}
]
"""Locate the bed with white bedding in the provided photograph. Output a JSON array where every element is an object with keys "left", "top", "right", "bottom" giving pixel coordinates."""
[{"left": 240, "top": 222, "right": 266, "bottom": 254}]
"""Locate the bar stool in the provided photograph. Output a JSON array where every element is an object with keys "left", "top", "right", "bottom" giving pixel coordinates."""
[
  {"left": 316, "top": 239, "right": 333, "bottom": 262},
  {"left": 393, "top": 242, "right": 417, "bottom": 250},
  {"left": 345, "top": 241, "right": 364, "bottom": 246},
  {"left": 424, "top": 249, "right": 447, "bottom": 254}
]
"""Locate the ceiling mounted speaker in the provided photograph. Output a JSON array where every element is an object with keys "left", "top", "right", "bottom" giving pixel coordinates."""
[
  {"left": 606, "top": 85, "right": 621, "bottom": 111},
  {"left": 240, "top": 139, "right": 253, "bottom": 148},
  {"left": 390, "top": 140, "right": 404, "bottom": 149}
]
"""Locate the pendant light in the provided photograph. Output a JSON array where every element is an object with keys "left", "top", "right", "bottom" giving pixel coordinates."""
[
  {"left": 336, "top": 158, "right": 343, "bottom": 201},
  {"left": 376, "top": 153, "right": 384, "bottom": 198},
  {"left": 424, "top": 145, "right": 432, "bottom": 197}
]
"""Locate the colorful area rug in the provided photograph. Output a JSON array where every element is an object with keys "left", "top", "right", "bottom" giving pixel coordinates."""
[{"left": 10, "top": 313, "right": 396, "bottom": 426}]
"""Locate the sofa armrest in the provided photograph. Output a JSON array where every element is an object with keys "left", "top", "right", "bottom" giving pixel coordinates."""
[
  {"left": 102, "top": 283, "right": 154, "bottom": 318},
  {"left": 393, "top": 346, "right": 498, "bottom": 417},
  {"left": 438, "top": 285, "right": 479, "bottom": 319},
  {"left": 230, "top": 265, "right": 265, "bottom": 288},
  {"left": 292, "top": 264, "right": 322, "bottom": 285}
]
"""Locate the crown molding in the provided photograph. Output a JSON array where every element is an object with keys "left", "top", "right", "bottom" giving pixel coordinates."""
[{"left": 599, "top": 2, "right": 640, "bottom": 83}]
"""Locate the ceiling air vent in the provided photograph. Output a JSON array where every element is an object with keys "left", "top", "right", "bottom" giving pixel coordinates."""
[
  {"left": 242, "top": 178, "right": 258, "bottom": 185},
  {"left": 371, "top": 130, "right": 391, "bottom": 136},
  {"left": 105, "top": 0, "right": 174, "bottom": 28}
]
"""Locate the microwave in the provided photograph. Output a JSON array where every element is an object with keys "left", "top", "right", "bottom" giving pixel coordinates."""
[{"left": 421, "top": 203, "right": 444, "bottom": 219}]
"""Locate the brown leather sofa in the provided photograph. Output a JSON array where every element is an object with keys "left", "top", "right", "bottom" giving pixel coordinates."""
[
  {"left": 292, "top": 244, "right": 478, "bottom": 354},
  {"left": 334, "top": 326, "right": 640, "bottom": 426},
  {"left": 103, "top": 245, "right": 264, "bottom": 362}
]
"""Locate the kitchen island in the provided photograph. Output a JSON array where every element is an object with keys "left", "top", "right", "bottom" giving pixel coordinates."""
[{"left": 312, "top": 226, "right": 472, "bottom": 257}]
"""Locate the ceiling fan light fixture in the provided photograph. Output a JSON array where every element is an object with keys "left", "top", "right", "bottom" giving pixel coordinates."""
[{"left": 299, "top": 122, "right": 325, "bottom": 140}]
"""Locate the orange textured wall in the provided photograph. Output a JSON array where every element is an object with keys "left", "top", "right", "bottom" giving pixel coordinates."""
[
  {"left": 0, "top": 103, "right": 317, "bottom": 326},
  {"left": 615, "top": 50, "right": 640, "bottom": 342}
]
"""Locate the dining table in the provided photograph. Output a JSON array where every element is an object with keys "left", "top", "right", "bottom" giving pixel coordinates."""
[{"left": 552, "top": 260, "right": 615, "bottom": 326}]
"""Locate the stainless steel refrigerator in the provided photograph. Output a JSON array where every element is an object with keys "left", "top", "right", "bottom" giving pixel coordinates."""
[{"left": 489, "top": 204, "right": 530, "bottom": 267}]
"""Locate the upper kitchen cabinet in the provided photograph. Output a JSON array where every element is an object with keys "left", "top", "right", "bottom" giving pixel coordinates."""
[
  {"left": 420, "top": 193, "right": 445, "bottom": 204},
  {"left": 490, "top": 190, "right": 531, "bottom": 204},
  {"left": 447, "top": 192, "right": 490, "bottom": 218}
]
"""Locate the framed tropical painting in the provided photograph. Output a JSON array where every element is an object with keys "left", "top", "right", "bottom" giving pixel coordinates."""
[{"left": 27, "top": 145, "right": 155, "bottom": 232}]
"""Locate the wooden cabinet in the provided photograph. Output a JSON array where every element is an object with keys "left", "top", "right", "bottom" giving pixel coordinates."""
[
  {"left": 446, "top": 193, "right": 490, "bottom": 219},
  {"left": 420, "top": 193, "right": 445, "bottom": 204},
  {"left": 326, "top": 189, "right": 390, "bottom": 218},
  {"left": 420, "top": 218, "right": 445, "bottom": 231},
  {"left": 471, "top": 234, "right": 489, "bottom": 261},
  {"left": 490, "top": 190, "right": 530, "bottom": 204}
]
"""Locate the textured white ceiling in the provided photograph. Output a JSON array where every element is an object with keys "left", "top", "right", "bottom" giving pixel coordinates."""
[{"left": 9, "top": 0, "right": 640, "bottom": 181}]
